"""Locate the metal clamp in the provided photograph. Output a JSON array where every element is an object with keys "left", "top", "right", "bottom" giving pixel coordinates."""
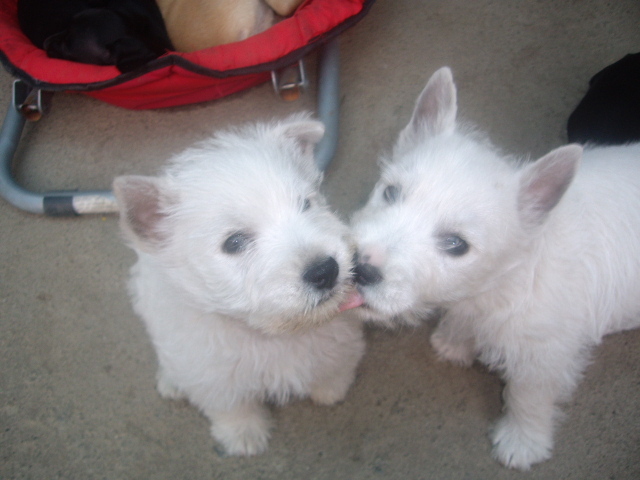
[
  {"left": 271, "top": 59, "right": 308, "bottom": 102},
  {"left": 14, "top": 80, "right": 52, "bottom": 122}
]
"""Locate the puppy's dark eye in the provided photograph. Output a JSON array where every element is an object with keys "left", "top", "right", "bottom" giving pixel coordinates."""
[
  {"left": 222, "top": 232, "right": 252, "bottom": 254},
  {"left": 383, "top": 185, "right": 401, "bottom": 204},
  {"left": 302, "top": 197, "right": 311, "bottom": 212},
  {"left": 439, "top": 235, "right": 469, "bottom": 256}
]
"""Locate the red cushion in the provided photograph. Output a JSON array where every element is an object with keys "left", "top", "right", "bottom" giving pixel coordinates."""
[{"left": 0, "top": 0, "right": 373, "bottom": 109}]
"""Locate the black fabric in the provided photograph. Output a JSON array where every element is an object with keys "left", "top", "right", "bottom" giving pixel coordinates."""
[{"left": 567, "top": 53, "right": 640, "bottom": 145}]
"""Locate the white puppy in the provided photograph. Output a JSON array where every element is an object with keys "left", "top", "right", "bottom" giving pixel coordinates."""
[
  {"left": 113, "top": 115, "right": 364, "bottom": 456},
  {"left": 349, "top": 67, "right": 640, "bottom": 469}
]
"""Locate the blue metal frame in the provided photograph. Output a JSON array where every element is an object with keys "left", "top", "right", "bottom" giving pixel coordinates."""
[{"left": 0, "top": 40, "right": 340, "bottom": 216}]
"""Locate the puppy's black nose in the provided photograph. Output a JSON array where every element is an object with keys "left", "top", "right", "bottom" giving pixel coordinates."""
[
  {"left": 303, "top": 257, "right": 339, "bottom": 290},
  {"left": 354, "top": 263, "right": 382, "bottom": 286}
]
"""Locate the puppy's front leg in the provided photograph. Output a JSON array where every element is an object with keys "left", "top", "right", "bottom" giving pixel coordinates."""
[
  {"left": 490, "top": 377, "right": 560, "bottom": 470},
  {"left": 430, "top": 316, "right": 476, "bottom": 367},
  {"left": 309, "top": 354, "right": 361, "bottom": 406},
  {"left": 208, "top": 400, "right": 272, "bottom": 456},
  {"left": 490, "top": 335, "right": 587, "bottom": 469}
]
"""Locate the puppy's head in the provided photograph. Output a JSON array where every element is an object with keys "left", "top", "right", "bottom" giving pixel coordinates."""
[
  {"left": 114, "top": 115, "right": 356, "bottom": 334},
  {"left": 44, "top": 9, "right": 160, "bottom": 72},
  {"left": 349, "top": 67, "right": 582, "bottom": 326}
]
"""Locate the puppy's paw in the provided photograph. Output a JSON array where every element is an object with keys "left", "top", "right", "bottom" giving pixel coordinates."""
[
  {"left": 211, "top": 403, "right": 272, "bottom": 456},
  {"left": 310, "top": 381, "right": 350, "bottom": 406},
  {"left": 490, "top": 415, "right": 553, "bottom": 470},
  {"left": 156, "top": 371, "right": 186, "bottom": 400},
  {"left": 430, "top": 330, "right": 475, "bottom": 367}
]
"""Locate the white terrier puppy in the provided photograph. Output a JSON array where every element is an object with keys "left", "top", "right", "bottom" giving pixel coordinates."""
[
  {"left": 113, "top": 115, "right": 364, "bottom": 456},
  {"left": 348, "top": 67, "right": 640, "bottom": 469}
]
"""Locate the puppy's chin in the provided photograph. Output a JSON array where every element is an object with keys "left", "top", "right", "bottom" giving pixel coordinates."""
[
  {"left": 248, "top": 310, "right": 337, "bottom": 336},
  {"left": 349, "top": 293, "right": 438, "bottom": 328},
  {"left": 351, "top": 307, "right": 421, "bottom": 328},
  {"left": 246, "top": 290, "right": 354, "bottom": 336}
]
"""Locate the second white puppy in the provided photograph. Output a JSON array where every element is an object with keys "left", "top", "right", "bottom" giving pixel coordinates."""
[
  {"left": 113, "top": 115, "right": 364, "bottom": 456},
  {"left": 350, "top": 67, "right": 640, "bottom": 469}
]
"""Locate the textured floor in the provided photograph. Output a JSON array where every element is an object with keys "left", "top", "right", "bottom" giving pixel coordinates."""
[{"left": 2, "top": 1, "right": 640, "bottom": 479}]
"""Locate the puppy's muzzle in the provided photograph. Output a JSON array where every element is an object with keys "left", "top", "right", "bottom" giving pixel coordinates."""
[
  {"left": 303, "top": 256, "right": 340, "bottom": 290},
  {"left": 353, "top": 263, "right": 382, "bottom": 286}
]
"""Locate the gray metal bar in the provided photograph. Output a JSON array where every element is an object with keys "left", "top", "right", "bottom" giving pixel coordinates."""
[
  {"left": 0, "top": 39, "right": 340, "bottom": 216},
  {"left": 0, "top": 80, "right": 116, "bottom": 215},
  {"left": 314, "top": 39, "right": 340, "bottom": 171},
  {"left": 0, "top": 82, "right": 42, "bottom": 213}
]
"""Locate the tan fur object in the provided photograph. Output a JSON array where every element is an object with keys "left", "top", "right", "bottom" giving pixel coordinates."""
[
  {"left": 157, "top": 0, "right": 305, "bottom": 53},
  {"left": 265, "top": 0, "right": 304, "bottom": 16}
]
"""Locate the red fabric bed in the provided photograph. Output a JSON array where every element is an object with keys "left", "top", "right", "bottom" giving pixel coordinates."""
[{"left": 0, "top": 0, "right": 374, "bottom": 109}]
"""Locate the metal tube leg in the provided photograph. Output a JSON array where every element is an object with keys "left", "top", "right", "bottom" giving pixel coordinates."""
[
  {"left": 314, "top": 38, "right": 340, "bottom": 172},
  {"left": 0, "top": 80, "right": 117, "bottom": 216},
  {"left": 0, "top": 82, "right": 44, "bottom": 214},
  {"left": 0, "top": 40, "right": 341, "bottom": 216}
]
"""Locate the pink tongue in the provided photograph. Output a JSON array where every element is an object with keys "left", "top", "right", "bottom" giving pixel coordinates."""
[{"left": 338, "top": 290, "right": 365, "bottom": 312}]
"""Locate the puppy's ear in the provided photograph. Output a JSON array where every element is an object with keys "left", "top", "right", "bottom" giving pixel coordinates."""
[
  {"left": 280, "top": 120, "right": 326, "bottom": 179},
  {"left": 398, "top": 67, "right": 457, "bottom": 148},
  {"left": 281, "top": 120, "right": 325, "bottom": 159},
  {"left": 112, "top": 175, "right": 173, "bottom": 252},
  {"left": 518, "top": 144, "right": 582, "bottom": 228}
]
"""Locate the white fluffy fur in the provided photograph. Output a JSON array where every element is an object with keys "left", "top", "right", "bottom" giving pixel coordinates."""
[
  {"left": 113, "top": 115, "right": 364, "bottom": 456},
  {"left": 350, "top": 67, "right": 640, "bottom": 469}
]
